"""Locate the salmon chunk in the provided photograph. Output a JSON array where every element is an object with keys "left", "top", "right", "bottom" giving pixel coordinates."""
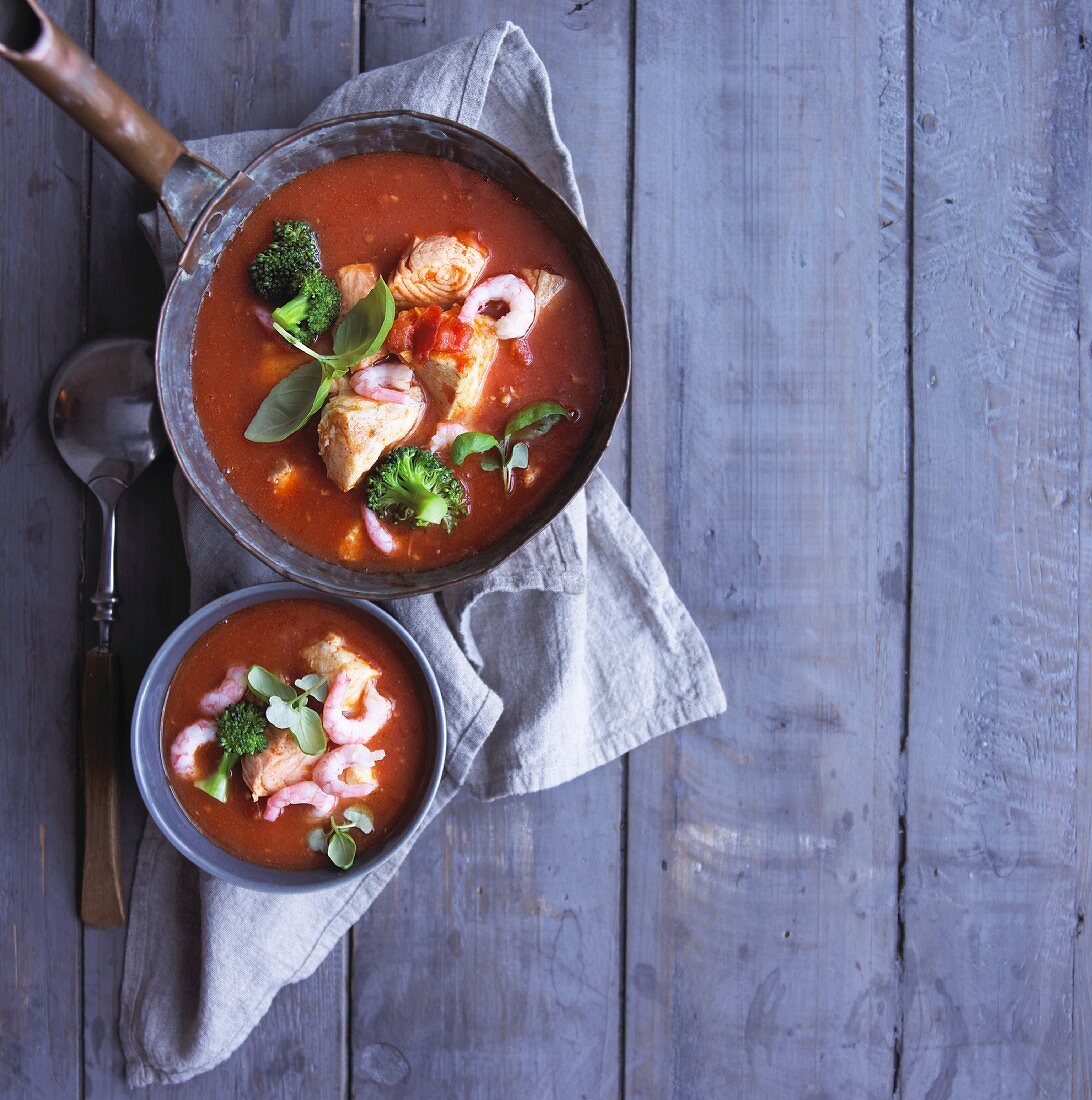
[
  {"left": 389, "top": 307, "right": 499, "bottom": 421},
  {"left": 240, "top": 727, "right": 313, "bottom": 801},
  {"left": 301, "top": 633, "right": 378, "bottom": 711},
  {"left": 388, "top": 232, "right": 489, "bottom": 308},
  {"left": 519, "top": 267, "right": 567, "bottom": 312},
  {"left": 316, "top": 382, "right": 424, "bottom": 492},
  {"left": 336, "top": 262, "right": 380, "bottom": 316}
]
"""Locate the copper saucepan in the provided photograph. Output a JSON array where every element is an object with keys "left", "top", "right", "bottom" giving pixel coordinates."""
[{"left": 0, "top": 0, "right": 630, "bottom": 598}]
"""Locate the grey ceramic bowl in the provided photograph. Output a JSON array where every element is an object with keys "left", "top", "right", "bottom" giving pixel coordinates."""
[{"left": 131, "top": 581, "right": 446, "bottom": 892}]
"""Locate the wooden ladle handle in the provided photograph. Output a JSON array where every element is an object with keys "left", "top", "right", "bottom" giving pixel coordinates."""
[
  {"left": 80, "top": 647, "right": 125, "bottom": 928},
  {"left": 0, "top": 0, "right": 226, "bottom": 238}
]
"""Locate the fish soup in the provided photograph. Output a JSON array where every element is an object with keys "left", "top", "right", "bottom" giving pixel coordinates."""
[
  {"left": 191, "top": 151, "right": 606, "bottom": 571},
  {"left": 162, "top": 597, "right": 435, "bottom": 872}
]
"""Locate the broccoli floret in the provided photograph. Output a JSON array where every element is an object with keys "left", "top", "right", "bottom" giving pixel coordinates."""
[
  {"left": 216, "top": 700, "right": 269, "bottom": 756},
  {"left": 248, "top": 219, "right": 321, "bottom": 303},
  {"left": 271, "top": 269, "right": 342, "bottom": 343},
  {"left": 196, "top": 701, "right": 268, "bottom": 803},
  {"left": 366, "top": 446, "right": 467, "bottom": 531}
]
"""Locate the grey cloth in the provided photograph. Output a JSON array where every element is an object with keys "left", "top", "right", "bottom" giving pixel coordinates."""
[{"left": 121, "top": 23, "right": 726, "bottom": 1087}]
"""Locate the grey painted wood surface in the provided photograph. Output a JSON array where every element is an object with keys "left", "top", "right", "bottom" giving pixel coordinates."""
[
  {"left": 1, "top": 0, "right": 1088, "bottom": 1097},
  {"left": 901, "top": 3, "right": 1089, "bottom": 1097},
  {"left": 0, "top": 1, "right": 86, "bottom": 1094},
  {"left": 625, "top": 0, "right": 905, "bottom": 1093}
]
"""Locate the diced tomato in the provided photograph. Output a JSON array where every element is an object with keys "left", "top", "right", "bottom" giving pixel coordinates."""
[
  {"left": 387, "top": 309, "right": 416, "bottom": 353},
  {"left": 513, "top": 337, "right": 533, "bottom": 366},
  {"left": 412, "top": 305, "right": 443, "bottom": 360},
  {"left": 434, "top": 316, "right": 473, "bottom": 354}
]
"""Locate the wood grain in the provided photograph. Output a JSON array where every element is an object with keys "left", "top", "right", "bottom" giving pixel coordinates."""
[
  {"left": 352, "top": 4, "right": 631, "bottom": 1096},
  {"left": 77, "top": 0, "right": 359, "bottom": 1095},
  {"left": 0, "top": 0, "right": 88, "bottom": 1093},
  {"left": 623, "top": 0, "right": 907, "bottom": 1094},
  {"left": 900, "top": 4, "right": 1087, "bottom": 1096}
]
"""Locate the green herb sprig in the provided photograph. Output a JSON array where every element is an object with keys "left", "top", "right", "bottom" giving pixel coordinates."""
[
  {"left": 451, "top": 401, "right": 575, "bottom": 492},
  {"left": 307, "top": 806, "right": 376, "bottom": 870},
  {"left": 245, "top": 278, "right": 396, "bottom": 443},
  {"left": 246, "top": 665, "right": 329, "bottom": 755}
]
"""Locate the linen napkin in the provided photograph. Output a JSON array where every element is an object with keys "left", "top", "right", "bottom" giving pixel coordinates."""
[{"left": 122, "top": 23, "right": 726, "bottom": 1086}]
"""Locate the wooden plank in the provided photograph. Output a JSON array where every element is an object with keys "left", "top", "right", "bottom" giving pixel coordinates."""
[
  {"left": 351, "top": 5, "right": 631, "bottom": 1096},
  {"left": 624, "top": 0, "right": 906, "bottom": 1094},
  {"left": 79, "top": 1, "right": 359, "bottom": 1094},
  {"left": 900, "top": 4, "right": 1087, "bottom": 1096},
  {"left": 0, "top": 1, "right": 89, "bottom": 1095}
]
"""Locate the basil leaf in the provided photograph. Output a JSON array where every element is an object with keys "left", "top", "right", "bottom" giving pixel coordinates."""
[
  {"left": 327, "top": 829, "right": 357, "bottom": 870},
  {"left": 342, "top": 805, "right": 375, "bottom": 834},
  {"left": 272, "top": 321, "right": 327, "bottom": 362},
  {"left": 506, "top": 442, "right": 529, "bottom": 471},
  {"left": 479, "top": 453, "right": 502, "bottom": 472},
  {"left": 291, "top": 705, "right": 327, "bottom": 756},
  {"left": 244, "top": 361, "right": 329, "bottom": 443},
  {"left": 330, "top": 278, "right": 395, "bottom": 367},
  {"left": 294, "top": 673, "right": 328, "bottom": 702},
  {"left": 266, "top": 695, "right": 296, "bottom": 730},
  {"left": 451, "top": 432, "right": 501, "bottom": 467},
  {"left": 248, "top": 665, "right": 294, "bottom": 701},
  {"left": 504, "top": 401, "right": 573, "bottom": 443},
  {"left": 306, "top": 827, "right": 328, "bottom": 853}
]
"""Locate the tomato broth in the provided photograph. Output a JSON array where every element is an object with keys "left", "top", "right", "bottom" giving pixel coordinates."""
[
  {"left": 161, "top": 598, "right": 434, "bottom": 871},
  {"left": 191, "top": 152, "right": 606, "bottom": 571}
]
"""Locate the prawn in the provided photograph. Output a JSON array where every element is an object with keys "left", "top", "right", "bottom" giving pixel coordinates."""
[
  {"left": 322, "top": 671, "right": 393, "bottom": 745},
  {"left": 362, "top": 506, "right": 396, "bottom": 554},
  {"left": 313, "top": 744, "right": 387, "bottom": 798},
  {"left": 169, "top": 719, "right": 216, "bottom": 779},
  {"left": 427, "top": 420, "right": 470, "bottom": 452},
  {"left": 199, "top": 665, "right": 247, "bottom": 717},
  {"left": 350, "top": 362, "right": 417, "bottom": 405},
  {"left": 262, "top": 780, "right": 338, "bottom": 823},
  {"left": 457, "top": 274, "right": 536, "bottom": 339}
]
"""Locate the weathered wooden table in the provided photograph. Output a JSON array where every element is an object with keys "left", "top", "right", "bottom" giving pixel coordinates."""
[{"left": 2, "top": 1, "right": 1085, "bottom": 1095}]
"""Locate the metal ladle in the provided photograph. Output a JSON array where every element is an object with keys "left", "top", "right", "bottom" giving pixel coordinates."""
[{"left": 49, "top": 337, "right": 165, "bottom": 928}]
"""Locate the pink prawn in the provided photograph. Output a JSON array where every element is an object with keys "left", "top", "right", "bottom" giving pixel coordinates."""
[
  {"left": 350, "top": 362, "right": 417, "bottom": 405},
  {"left": 427, "top": 420, "right": 470, "bottom": 452},
  {"left": 262, "top": 781, "right": 338, "bottom": 823},
  {"left": 313, "top": 744, "right": 387, "bottom": 798},
  {"left": 362, "top": 506, "right": 396, "bottom": 554},
  {"left": 198, "top": 665, "right": 247, "bottom": 716},
  {"left": 322, "top": 671, "right": 393, "bottom": 745},
  {"left": 169, "top": 719, "right": 216, "bottom": 779},
  {"left": 458, "top": 274, "right": 536, "bottom": 339}
]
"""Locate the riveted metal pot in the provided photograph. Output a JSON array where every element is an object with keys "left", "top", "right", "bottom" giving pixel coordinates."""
[{"left": 1, "top": 0, "right": 629, "bottom": 598}]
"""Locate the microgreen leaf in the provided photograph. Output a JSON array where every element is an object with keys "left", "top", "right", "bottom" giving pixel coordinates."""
[
  {"left": 292, "top": 705, "right": 327, "bottom": 756},
  {"left": 331, "top": 278, "right": 395, "bottom": 366},
  {"left": 479, "top": 453, "right": 502, "bottom": 472},
  {"left": 451, "top": 431, "right": 501, "bottom": 468},
  {"left": 327, "top": 828, "right": 357, "bottom": 870},
  {"left": 294, "top": 673, "right": 329, "bottom": 702},
  {"left": 265, "top": 695, "right": 296, "bottom": 730},
  {"left": 504, "top": 401, "right": 573, "bottom": 442},
  {"left": 507, "top": 442, "right": 529, "bottom": 471},
  {"left": 244, "top": 361, "right": 329, "bottom": 443},
  {"left": 306, "top": 827, "right": 328, "bottom": 853},
  {"left": 247, "top": 665, "right": 294, "bottom": 701},
  {"left": 342, "top": 805, "right": 375, "bottom": 834}
]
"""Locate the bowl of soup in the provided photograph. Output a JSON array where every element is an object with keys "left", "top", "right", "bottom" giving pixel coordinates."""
[
  {"left": 159, "top": 113, "right": 629, "bottom": 598},
  {"left": 131, "top": 582, "right": 445, "bottom": 890}
]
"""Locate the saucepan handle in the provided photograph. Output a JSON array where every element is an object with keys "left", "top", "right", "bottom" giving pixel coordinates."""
[{"left": 0, "top": 0, "right": 225, "bottom": 239}]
